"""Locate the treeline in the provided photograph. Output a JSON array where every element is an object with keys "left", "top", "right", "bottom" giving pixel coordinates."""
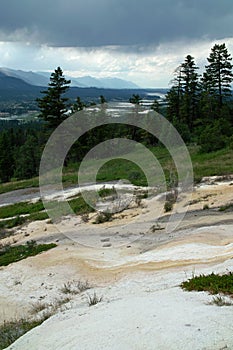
[
  {"left": 165, "top": 43, "right": 233, "bottom": 151},
  {"left": 0, "top": 123, "right": 46, "bottom": 182}
]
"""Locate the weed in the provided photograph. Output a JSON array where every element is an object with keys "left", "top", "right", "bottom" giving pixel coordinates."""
[
  {"left": 87, "top": 292, "right": 103, "bottom": 306},
  {"left": 94, "top": 212, "right": 113, "bottom": 224},
  {"left": 81, "top": 213, "right": 89, "bottom": 223},
  {"left": 30, "top": 301, "right": 49, "bottom": 315},
  {"left": 203, "top": 204, "right": 209, "bottom": 210},
  {"left": 60, "top": 280, "right": 90, "bottom": 294},
  {"left": 208, "top": 295, "right": 233, "bottom": 307}
]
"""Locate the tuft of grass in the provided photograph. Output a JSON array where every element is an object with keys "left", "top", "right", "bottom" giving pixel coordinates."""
[
  {"left": 181, "top": 272, "right": 233, "bottom": 296},
  {"left": 60, "top": 280, "right": 91, "bottom": 295},
  {"left": 208, "top": 295, "right": 233, "bottom": 307},
  {"left": 30, "top": 301, "right": 49, "bottom": 315},
  {"left": 0, "top": 241, "right": 57, "bottom": 267},
  {"left": 87, "top": 292, "right": 103, "bottom": 306}
]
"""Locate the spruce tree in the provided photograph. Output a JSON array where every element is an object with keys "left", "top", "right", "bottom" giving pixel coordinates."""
[
  {"left": 166, "top": 55, "right": 199, "bottom": 131},
  {"left": 180, "top": 55, "right": 199, "bottom": 130},
  {"left": 37, "top": 67, "right": 71, "bottom": 128},
  {"left": 204, "top": 43, "right": 233, "bottom": 108}
]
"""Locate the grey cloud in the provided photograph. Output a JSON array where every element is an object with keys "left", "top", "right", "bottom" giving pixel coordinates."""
[{"left": 0, "top": 0, "right": 233, "bottom": 47}]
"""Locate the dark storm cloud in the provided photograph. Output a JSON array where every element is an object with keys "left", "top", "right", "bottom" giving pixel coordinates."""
[{"left": 1, "top": 0, "right": 233, "bottom": 47}]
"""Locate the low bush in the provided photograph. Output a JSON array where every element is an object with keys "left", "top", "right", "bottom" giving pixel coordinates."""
[
  {"left": 94, "top": 212, "right": 113, "bottom": 224},
  {"left": 181, "top": 272, "right": 233, "bottom": 296}
]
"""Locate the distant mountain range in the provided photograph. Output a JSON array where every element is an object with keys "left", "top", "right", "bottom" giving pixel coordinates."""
[{"left": 0, "top": 68, "right": 139, "bottom": 89}]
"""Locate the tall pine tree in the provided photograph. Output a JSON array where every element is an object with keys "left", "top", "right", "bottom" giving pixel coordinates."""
[
  {"left": 37, "top": 67, "right": 71, "bottom": 128},
  {"left": 204, "top": 43, "right": 233, "bottom": 109}
]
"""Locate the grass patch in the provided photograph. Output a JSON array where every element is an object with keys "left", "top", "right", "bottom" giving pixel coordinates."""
[
  {"left": 98, "top": 186, "right": 117, "bottom": 198},
  {"left": 0, "top": 177, "right": 39, "bottom": 195},
  {"left": 219, "top": 203, "right": 233, "bottom": 212},
  {"left": 0, "top": 241, "right": 57, "bottom": 267},
  {"left": 0, "top": 215, "right": 27, "bottom": 229},
  {"left": 181, "top": 272, "right": 233, "bottom": 296},
  {"left": 190, "top": 147, "right": 233, "bottom": 183},
  {"left": 0, "top": 294, "right": 70, "bottom": 350},
  {"left": 0, "top": 200, "right": 44, "bottom": 220},
  {"left": 68, "top": 196, "right": 94, "bottom": 215},
  {"left": 0, "top": 318, "right": 44, "bottom": 350},
  {"left": 1, "top": 146, "right": 233, "bottom": 195}
]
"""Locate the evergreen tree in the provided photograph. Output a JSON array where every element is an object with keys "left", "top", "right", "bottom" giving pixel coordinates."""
[
  {"left": 151, "top": 99, "right": 160, "bottom": 113},
  {"left": 14, "top": 134, "right": 41, "bottom": 180},
  {"left": 71, "top": 96, "right": 86, "bottom": 113},
  {"left": 180, "top": 55, "right": 199, "bottom": 130},
  {"left": 204, "top": 43, "right": 233, "bottom": 108},
  {"left": 166, "top": 66, "right": 183, "bottom": 123},
  {"left": 129, "top": 94, "right": 142, "bottom": 105},
  {"left": 0, "top": 131, "right": 14, "bottom": 182},
  {"left": 37, "top": 67, "right": 71, "bottom": 128},
  {"left": 100, "top": 95, "right": 107, "bottom": 104},
  {"left": 166, "top": 55, "right": 199, "bottom": 131}
]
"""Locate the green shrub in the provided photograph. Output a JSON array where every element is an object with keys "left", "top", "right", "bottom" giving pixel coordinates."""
[
  {"left": 94, "top": 212, "right": 113, "bottom": 224},
  {"left": 181, "top": 272, "right": 233, "bottom": 296},
  {"left": 164, "top": 200, "right": 173, "bottom": 212}
]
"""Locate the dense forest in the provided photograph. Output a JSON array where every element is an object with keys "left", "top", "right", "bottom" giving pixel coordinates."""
[{"left": 0, "top": 43, "right": 232, "bottom": 183}]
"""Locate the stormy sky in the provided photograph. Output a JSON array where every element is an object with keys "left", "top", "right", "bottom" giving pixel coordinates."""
[{"left": 0, "top": 0, "right": 233, "bottom": 87}]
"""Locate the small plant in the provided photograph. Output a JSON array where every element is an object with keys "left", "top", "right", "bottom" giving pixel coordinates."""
[
  {"left": 209, "top": 295, "right": 233, "bottom": 307},
  {"left": 81, "top": 213, "right": 89, "bottom": 223},
  {"left": 203, "top": 204, "right": 209, "bottom": 210},
  {"left": 60, "top": 280, "right": 90, "bottom": 294},
  {"left": 87, "top": 292, "right": 103, "bottom": 306},
  {"left": 164, "top": 200, "right": 173, "bottom": 212},
  {"left": 135, "top": 196, "right": 142, "bottom": 207},
  {"left": 94, "top": 212, "right": 113, "bottom": 224}
]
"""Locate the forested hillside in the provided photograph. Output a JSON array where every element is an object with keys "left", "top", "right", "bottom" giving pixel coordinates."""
[{"left": 0, "top": 43, "right": 232, "bottom": 184}]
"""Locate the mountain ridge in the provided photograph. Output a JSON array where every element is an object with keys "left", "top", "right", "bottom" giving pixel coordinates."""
[{"left": 0, "top": 67, "right": 139, "bottom": 89}]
